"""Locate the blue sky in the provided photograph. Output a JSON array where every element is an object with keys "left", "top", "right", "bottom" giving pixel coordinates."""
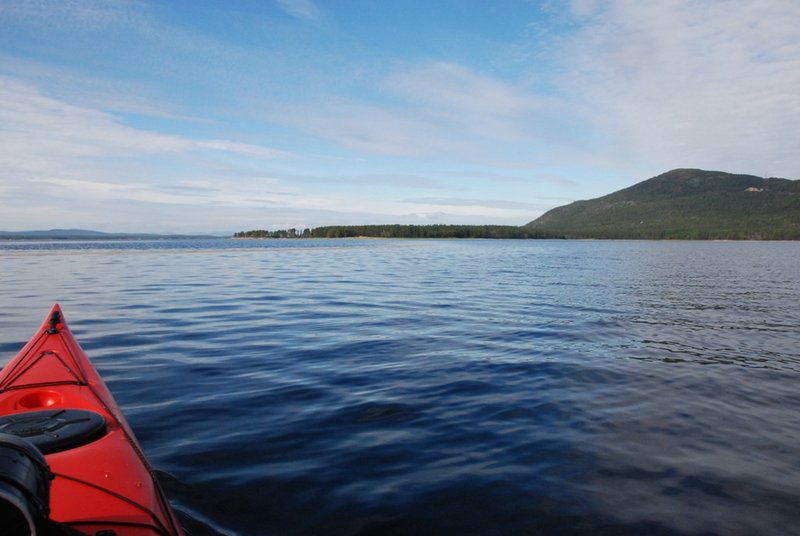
[{"left": 1, "top": 0, "right": 798, "bottom": 233}]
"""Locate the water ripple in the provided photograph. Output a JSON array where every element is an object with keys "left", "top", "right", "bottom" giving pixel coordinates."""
[{"left": 2, "top": 239, "right": 799, "bottom": 535}]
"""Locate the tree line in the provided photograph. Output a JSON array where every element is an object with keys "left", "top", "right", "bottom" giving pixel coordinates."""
[{"left": 234, "top": 225, "right": 561, "bottom": 239}]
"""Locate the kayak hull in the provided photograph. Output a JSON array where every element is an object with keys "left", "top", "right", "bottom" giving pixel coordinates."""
[{"left": 0, "top": 305, "right": 183, "bottom": 536}]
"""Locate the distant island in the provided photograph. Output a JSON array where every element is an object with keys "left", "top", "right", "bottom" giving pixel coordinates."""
[
  {"left": 525, "top": 169, "right": 800, "bottom": 240},
  {"left": 234, "top": 225, "right": 559, "bottom": 239},
  {"left": 0, "top": 229, "right": 220, "bottom": 240}
]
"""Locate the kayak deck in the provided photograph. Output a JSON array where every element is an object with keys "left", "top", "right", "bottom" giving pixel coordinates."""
[{"left": 0, "top": 305, "right": 183, "bottom": 536}]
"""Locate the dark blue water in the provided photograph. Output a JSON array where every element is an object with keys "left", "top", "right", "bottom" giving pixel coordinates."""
[{"left": 1, "top": 239, "right": 799, "bottom": 535}]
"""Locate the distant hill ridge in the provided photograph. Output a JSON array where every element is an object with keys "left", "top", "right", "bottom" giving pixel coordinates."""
[
  {"left": 0, "top": 229, "right": 111, "bottom": 238},
  {"left": 0, "top": 229, "right": 220, "bottom": 240},
  {"left": 526, "top": 169, "right": 800, "bottom": 240}
]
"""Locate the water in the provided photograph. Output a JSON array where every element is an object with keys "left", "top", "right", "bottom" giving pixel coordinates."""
[{"left": 1, "top": 239, "right": 799, "bottom": 535}]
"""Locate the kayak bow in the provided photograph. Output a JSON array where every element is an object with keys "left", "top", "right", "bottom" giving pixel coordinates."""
[{"left": 0, "top": 304, "right": 184, "bottom": 536}]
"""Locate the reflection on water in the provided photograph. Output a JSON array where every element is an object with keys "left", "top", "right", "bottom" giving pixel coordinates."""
[{"left": 1, "top": 239, "right": 799, "bottom": 535}]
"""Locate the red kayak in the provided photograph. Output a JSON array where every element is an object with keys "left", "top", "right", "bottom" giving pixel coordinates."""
[{"left": 0, "top": 305, "right": 184, "bottom": 536}]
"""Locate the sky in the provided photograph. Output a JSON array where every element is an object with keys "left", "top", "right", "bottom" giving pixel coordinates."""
[{"left": 1, "top": 0, "right": 798, "bottom": 234}]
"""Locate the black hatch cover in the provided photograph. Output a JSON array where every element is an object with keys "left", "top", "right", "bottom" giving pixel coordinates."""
[{"left": 0, "top": 409, "right": 107, "bottom": 454}]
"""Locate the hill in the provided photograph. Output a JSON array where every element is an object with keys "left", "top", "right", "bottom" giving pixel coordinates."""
[{"left": 525, "top": 169, "right": 800, "bottom": 239}]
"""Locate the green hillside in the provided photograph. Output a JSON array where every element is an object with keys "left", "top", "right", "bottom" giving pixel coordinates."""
[{"left": 526, "top": 169, "right": 800, "bottom": 239}]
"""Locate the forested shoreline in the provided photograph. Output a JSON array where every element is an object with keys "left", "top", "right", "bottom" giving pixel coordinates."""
[{"left": 234, "top": 225, "right": 561, "bottom": 239}]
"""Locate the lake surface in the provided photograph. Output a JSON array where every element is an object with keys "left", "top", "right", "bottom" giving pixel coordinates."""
[{"left": 1, "top": 239, "right": 799, "bottom": 535}]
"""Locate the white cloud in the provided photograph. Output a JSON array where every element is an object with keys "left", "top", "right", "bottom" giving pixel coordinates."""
[
  {"left": 389, "top": 62, "right": 550, "bottom": 118},
  {"left": 280, "top": 61, "right": 569, "bottom": 161},
  {"left": 562, "top": 0, "right": 800, "bottom": 177},
  {"left": 0, "top": 76, "right": 292, "bottom": 180},
  {"left": 0, "top": 76, "right": 305, "bottom": 231},
  {"left": 285, "top": 100, "right": 460, "bottom": 157},
  {"left": 402, "top": 197, "right": 552, "bottom": 212},
  {"left": 193, "top": 140, "right": 294, "bottom": 159},
  {"left": 0, "top": 52, "right": 205, "bottom": 121},
  {"left": 16, "top": 175, "right": 307, "bottom": 215},
  {"left": 275, "top": 0, "right": 322, "bottom": 22},
  {"left": 388, "top": 62, "right": 564, "bottom": 142}
]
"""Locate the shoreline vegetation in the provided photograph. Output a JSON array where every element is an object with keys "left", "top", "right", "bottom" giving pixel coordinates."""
[{"left": 234, "top": 225, "right": 562, "bottom": 239}]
